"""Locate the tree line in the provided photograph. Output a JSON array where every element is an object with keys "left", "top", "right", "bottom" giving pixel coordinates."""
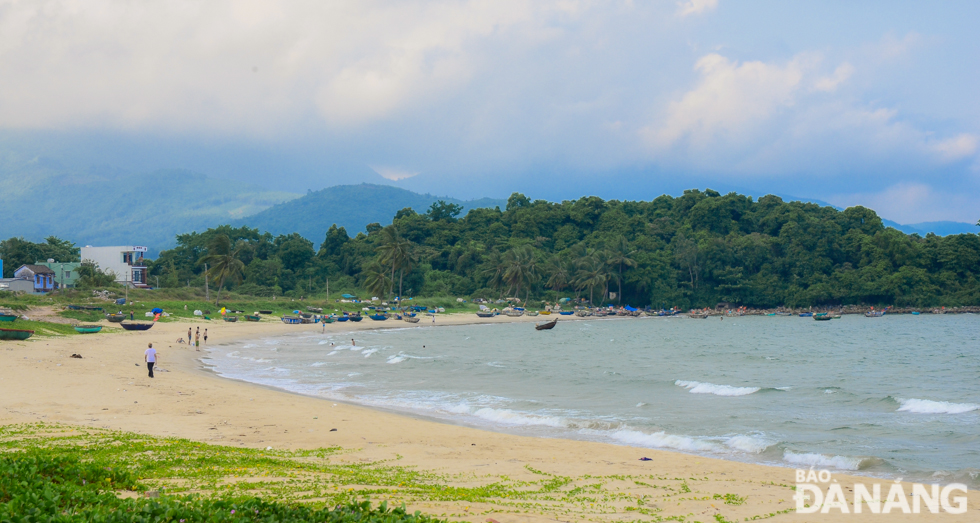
[{"left": 3, "top": 190, "right": 979, "bottom": 308}]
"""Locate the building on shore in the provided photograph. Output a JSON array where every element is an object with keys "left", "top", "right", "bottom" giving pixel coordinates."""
[
  {"left": 80, "top": 246, "right": 150, "bottom": 288},
  {"left": 0, "top": 277, "right": 34, "bottom": 293},
  {"left": 34, "top": 261, "right": 82, "bottom": 289},
  {"left": 12, "top": 264, "right": 57, "bottom": 292}
]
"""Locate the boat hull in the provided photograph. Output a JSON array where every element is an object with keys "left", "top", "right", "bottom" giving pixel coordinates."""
[
  {"left": 74, "top": 325, "right": 103, "bottom": 333},
  {"left": 245, "top": 315, "right": 261, "bottom": 322},
  {"left": 120, "top": 323, "right": 153, "bottom": 331},
  {"left": 535, "top": 320, "right": 558, "bottom": 330},
  {"left": 0, "top": 328, "right": 34, "bottom": 340},
  {"left": 0, "top": 314, "right": 17, "bottom": 322}
]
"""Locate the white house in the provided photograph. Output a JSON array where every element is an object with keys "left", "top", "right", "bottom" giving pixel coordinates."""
[{"left": 80, "top": 246, "right": 150, "bottom": 288}]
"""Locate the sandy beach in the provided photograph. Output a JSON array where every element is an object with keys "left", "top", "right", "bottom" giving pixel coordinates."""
[{"left": 2, "top": 314, "right": 976, "bottom": 522}]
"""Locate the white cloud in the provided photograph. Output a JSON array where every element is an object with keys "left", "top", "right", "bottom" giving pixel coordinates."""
[
  {"left": 0, "top": 0, "right": 581, "bottom": 134},
  {"left": 676, "top": 0, "right": 718, "bottom": 17},
  {"left": 927, "top": 134, "right": 979, "bottom": 162},
  {"left": 644, "top": 53, "right": 810, "bottom": 149},
  {"left": 813, "top": 62, "right": 854, "bottom": 92}
]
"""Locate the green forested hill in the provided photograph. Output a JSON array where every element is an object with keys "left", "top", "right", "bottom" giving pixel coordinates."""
[
  {"left": 149, "top": 189, "right": 980, "bottom": 308},
  {"left": 0, "top": 166, "right": 298, "bottom": 252},
  {"left": 234, "top": 183, "right": 505, "bottom": 240}
]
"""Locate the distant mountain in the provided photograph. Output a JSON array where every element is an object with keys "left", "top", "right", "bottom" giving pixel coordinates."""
[
  {"left": 236, "top": 183, "right": 506, "bottom": 242},
  {"left": 0, "top": 164, "right": 298, "bottom": 254}
]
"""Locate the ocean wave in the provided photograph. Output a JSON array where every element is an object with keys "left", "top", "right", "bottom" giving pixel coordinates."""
[
  {"left": 897, "top": 398, "right": 979, "bottom": 414},
  {"left": 487, "top": 361, "right": 506, "bottom": 368},
  {"left": 327, "top": 351, "right": 338, "bottom": 356},
  {"left": 471, "top": 407, "right": 568, "bottom": 428},
  {"left": 361, "top": 348, "right": 378, "bottom": 358},
  {"left": 226, "top": 351, "right": 240, "bottom": 358},
  {"left": 310, "top": 362, "right": 327, "bottom": 367},
  {"left": 387, "top": 354, "right": 408, "bottom": 364},
  {"left": 675, "top": 380, "right": 760, "bottom": 397},
  {"left": 783, "top": 451, "right": 881, "bottom": 471},
  {"left": 724, "top": 434, "right": 776, "bottom": 454},
  {"left": 610, "top": 429, "right": 723, "bottom": 452}
]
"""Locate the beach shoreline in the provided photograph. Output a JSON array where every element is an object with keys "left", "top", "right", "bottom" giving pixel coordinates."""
[{"left": 2, "top": 314, "right": 977, "bottom": 521}]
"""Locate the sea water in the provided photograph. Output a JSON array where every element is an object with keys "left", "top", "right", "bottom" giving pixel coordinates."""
[{"left": 203, "top": 314, "right": 980, "bottom": 486}]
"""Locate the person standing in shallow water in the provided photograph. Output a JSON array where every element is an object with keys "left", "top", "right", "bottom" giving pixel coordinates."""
[
  {"left": 144, "top": 343, "right": 157, "bottom": 378},
  {"left": 195, "top": 328, "right": 200, "bottom": 350},
  {"left": 203, "top": 329, "right": 208, "bottom": 345}
]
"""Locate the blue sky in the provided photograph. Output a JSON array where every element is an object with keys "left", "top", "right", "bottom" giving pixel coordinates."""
[{"left": 1, "top": 0, "right": 978, "bottom": 224}]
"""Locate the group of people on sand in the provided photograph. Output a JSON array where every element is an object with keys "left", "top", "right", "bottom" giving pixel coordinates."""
[{"left": 145, "top": 326, "right": 212, "bottom": 379}]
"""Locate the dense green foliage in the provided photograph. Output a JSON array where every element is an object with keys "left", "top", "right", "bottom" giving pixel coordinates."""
[
  {"left": 234, "top": 183, "right": 504, "bottom": 242},
  {"left": 146, "top": 190, "right": 980, "bottom": 308},
  {"left": 0, "top": 237, "right": 79, "bottom": 277}
]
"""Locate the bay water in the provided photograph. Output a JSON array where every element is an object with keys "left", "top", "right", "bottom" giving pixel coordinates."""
[{"left": 203, "top": 314, "right": 979, "bottom": 486}]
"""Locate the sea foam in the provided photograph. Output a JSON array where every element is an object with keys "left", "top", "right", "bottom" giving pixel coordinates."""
[
  {"left": 782, "top": 450, "right": 876, "bottom": 471},
  {"left": 675, "top": 380, "right": 760, "bottom": 396},
  {"left": 897, "top": 398, "right": 979, "bottom": 414}
]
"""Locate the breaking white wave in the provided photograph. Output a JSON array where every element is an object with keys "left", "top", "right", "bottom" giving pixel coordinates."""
[
  {"left": 310, "top": 362, "right": 327, "bottom": 367},
  {"left": 610, "top": 429, "right": 723, "bottom": 452},
  {"left": 471, "top": 407, "right": 567, "bottom": 428},
  {"left": 897, "top": 398, "right": 979, "bottom": 414},
  {"left": 327, "top": 351, "right": 338, "bottom": 356},
  {"left": 361, "top": 348, "right": 378, "bottom": 358},
  {"left": 783, "top": 451, "right": 872, "bottom": 471},
  {"left": 387, "top": 354, "right": 408, "bottom": 364},
  {"left": 724, "top": 434, "right": 776, "bottom": 454},
  {"left": 675, "top": 380, "right": 760, "bottom": 397}
]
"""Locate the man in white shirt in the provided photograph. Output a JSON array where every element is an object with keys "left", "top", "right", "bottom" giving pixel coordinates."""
[{"left": 144, "top": 343, "right": 157, "bottom": 378}]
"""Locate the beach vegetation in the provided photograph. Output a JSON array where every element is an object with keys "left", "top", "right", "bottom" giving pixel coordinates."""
[{"left": 1, "top": 423, "right": 796, "bottom": 522}]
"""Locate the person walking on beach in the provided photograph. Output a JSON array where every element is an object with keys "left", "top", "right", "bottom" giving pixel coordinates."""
[
  {"left": 187, "top": 327, "right": 192, "bottom": 345},
  {"left": 203, "top": 329, "right": 208, "bottom": 344},
  {"left": 144, "top": 343, "right": 157, "bottom": 378}
]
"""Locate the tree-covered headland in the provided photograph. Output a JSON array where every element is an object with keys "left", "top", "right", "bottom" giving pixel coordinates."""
[
  {"left": 143, "top": 190, "right": 979, "bottom": 309},
  {"left": 4, "top": 189, "right": 978, "bottom": 309}
]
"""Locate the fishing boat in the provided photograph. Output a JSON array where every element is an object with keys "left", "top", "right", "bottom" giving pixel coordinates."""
[
  {"left": 558, "top": 311, "right": 574, "bottom": 315},
  {"left": 538, "top": 310, "right": 551, "bottom": 315},
  {"left": 799, "top": 312, "right": 813, "bottom": 317},
  {"left": 120, "top": 322, "right": 153, "bottom": 331},
  {"left": 258, "top": 310, "right": 273, "bottom": 315},
  {"left": 105, "top": 314, "right": 125, "bottom": 323},
  {"left": 369, "top": 314, "right": 388, "bottom": 321},
  {"left": 349, "top": 314, "right": 363, "bottom": 322},
  {"left": 74, "top": 325, "right": 103, "bottom": 334},
  {"left": 476, "top": 311, "right": 495, "bottom": 318},
  {"left": 0, "top": 327, "right": 34, "bottom": 340},
  {"left": 688, "top": 312, "right": 709, "bottom": 319},
  {"left": 245, "top": 315, "right": 261, "bottom": 322},
  {"left": 337, "top": 315, "right": 349, "bottom": 322},
  {"left": 526, "top": 311, "right": 539, "bottom": 317},
  {"left": 814, "top": 315, "right": 833, "bottom": 321},
  {"left": 223, "top": 316, "right": 238, "bottom": 322},
  {"left": 307, "top": 307, "right": 323, "bottom": 313},
  {"left": 865, "top": 307, "right": 889, "bottom": 318},
  {"left": 911, "top": 311, "right": 921, "bottom": 315},
  {"left": 775, "top": 312, "right": 793, "bottom": 316},
  {"left": 281, "top": 316, "right": 302, "bottom": 324},
  {"left": 299, "top": 312, "right": 313, "bottom": 319},
  {"left": 0, "top": 314, "right": 16, "bottom": 322},
  {"left": 404, "top": 316, "right": 420, "bottom": 323},
  {"left": 535, "top": 319, "right": 558, "bottom": 330},
  {"left": 68, "top": 305, "right": 104, "bottom": 311},
  {"left": 503, "top": 309, "right": 524, "bottom": 317}
]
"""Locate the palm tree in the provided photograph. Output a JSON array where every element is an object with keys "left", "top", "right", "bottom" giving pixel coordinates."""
[
  {"left": 376, "top": 225, "right": 413, "bottom": 299},
  {"left": 545, "top": 253, "right": 571, "bottom": 293},
  {"left": 361, "top": 260, "right": 392, "bottom": 299},
  {"left": 574, "top": 254, "right": 608, "bottom": 306},
  {"left": 503, "top": 245, "right": 539, "bottom": 305},
  {"left": 606, "top": 236, "right": 637, "bottom": 304},
  {"left": 199, "top": 235, "right": 246, "bottom": 306},
  {"left": 479, "top": 249, "right": 506, "bottom": 296}
]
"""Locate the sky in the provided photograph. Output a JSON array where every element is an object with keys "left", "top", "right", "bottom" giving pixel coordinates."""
[{"left": 1, "top": 0, "right": 978, "bottom": 224}]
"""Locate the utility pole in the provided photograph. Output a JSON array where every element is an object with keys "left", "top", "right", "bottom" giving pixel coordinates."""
[{"left": 204, "top": 263, "right": 210, "bottom": 301}]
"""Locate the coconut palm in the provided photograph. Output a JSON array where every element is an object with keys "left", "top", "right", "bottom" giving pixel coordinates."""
[
  {"left": 606, "top": 236, "right": 637, "bottom": 303},
  {"left": 361, "top": 260, "right": 392, "bottom": 299},
  {"left": 545, "top": 253, "right": 571, "bottom": 293},
  {"left": 199, "top": 235, "right": 246, "bottom": 306},
  {"left": 478, "top": 249, "right": 507, "bottom": 296},
  {"left": 376, "top": 225, "right": 414, "bottom": 299},
  {"left": 574, "top": 254, "right": 608, "bottom": 306},
  {"left": 503, "top": 245, "right": 539, "bottom": 305}
]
